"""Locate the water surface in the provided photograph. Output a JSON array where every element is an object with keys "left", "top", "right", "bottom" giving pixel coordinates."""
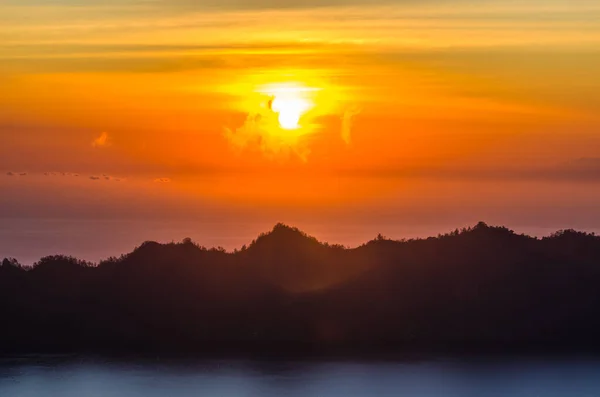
[{"left": 1, "top": 356, "right": 600, "bottom": 396}]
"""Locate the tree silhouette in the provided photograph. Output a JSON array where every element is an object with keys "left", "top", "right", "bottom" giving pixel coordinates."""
[{"left": 1, "top": 222, "right": 600, "bottom": 355}]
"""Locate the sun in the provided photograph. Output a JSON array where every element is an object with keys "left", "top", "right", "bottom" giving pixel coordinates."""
[
  {"left": 261, "top": 83, "right": 315, "bottom": 130},
  {"left": 223, "top": 73, "right": 347, "bottom": 159},
  {"left": 270, "top": 93, "right": 311, "bottom": 130}
]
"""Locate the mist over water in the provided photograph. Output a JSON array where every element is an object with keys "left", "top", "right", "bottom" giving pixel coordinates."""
[{"left": 1, "top": 357, "right": 600, "bottom": 397}]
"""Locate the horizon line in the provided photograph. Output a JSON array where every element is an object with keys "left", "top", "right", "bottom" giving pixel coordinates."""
[{"left": 2, "top": 221, "right": 597, "bottom": 267}]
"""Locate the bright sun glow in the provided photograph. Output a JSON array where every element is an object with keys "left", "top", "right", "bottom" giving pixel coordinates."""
[
  {"left": 260, "top": 83, "right": 315, "bottom": 130},
  {"left": 270, "top": 93, "right": 311, "bottom": 130},
  {"left": 223, "top": 72, "right": 349, "bottom": 159}
]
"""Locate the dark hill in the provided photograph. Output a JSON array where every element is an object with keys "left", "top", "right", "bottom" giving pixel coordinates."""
[
  {"left": 243, "top": 223, "right": 370, "bottom": 292},
  {"left": 1, "top": 222, "right": 600, "bottom": 355}
]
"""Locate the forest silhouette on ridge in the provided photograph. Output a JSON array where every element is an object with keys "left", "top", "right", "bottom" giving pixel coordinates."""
[{"left": 2, "top": 222, "right": 600, "bottom": 355}]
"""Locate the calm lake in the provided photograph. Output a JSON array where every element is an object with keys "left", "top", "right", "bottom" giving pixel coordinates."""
[{"left": 1, "top": 356, "right": 600, "bottom": 396}]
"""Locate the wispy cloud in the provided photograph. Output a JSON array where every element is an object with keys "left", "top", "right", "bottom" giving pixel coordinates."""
[
  {"left": 4, "top": 2, "right": 600, "bottom": 51},
  {"left": 5, "top": 171, "right": 124, "bottom": 180},
  {"left": 224, "top": 99, "right": 359, "bottom": 160},
  {"left": 88, "top": 174, "right": 123, "bottom": 181},
  {"left": 92, "top": 132, "right": 110, "bottom": 148},
  {"left": 153, "top": 178, "right": 172, "bottom": 183},
  {"left": 341, "top": 106, "right": 360, "bottom": 145},
  {"left": 339, "top": 158, "right": 600, "bottom": 183},
  {"left": 43, "top": 172, "right": 80, "bottom": 177}
]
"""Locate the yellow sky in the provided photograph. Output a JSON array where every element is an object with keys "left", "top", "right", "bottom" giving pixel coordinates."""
[{"left": 1, "top": 0, "right": 600, "bottom": 250}]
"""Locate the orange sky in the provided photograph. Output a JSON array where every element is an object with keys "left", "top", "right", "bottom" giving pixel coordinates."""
[{"left": 1, "top": 0, "right": 600, "bottom": 262}]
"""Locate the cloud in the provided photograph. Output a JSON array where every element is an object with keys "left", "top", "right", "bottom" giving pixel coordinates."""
[
  {"left": 43, "top": 172, "right": 81, "bottom": 177},
  {"left": 92, "top": 132, "right": 110, "bottom": 148},
  {"left": 341, "top": 106, "right": 360, "bottom": 145},
  {"left": 88, "top": 174, "right": 123, "bottom": 181},
  {"left": 223, "top": 99, "right": 313, "bottom": 161},
  {"left": 154, "top": 178, "right": 172, "bottom": 183},
  {"left": 223, "top": 84, "right": 360, "bottom": 160},
  {"left": 5, "top": 171, "right": 120, "bottom": 180},
  {"left": 557, "top": 158, "right": 600, "bottom": 181},
  {"left": 4, "top": 55, "right": 226, "bottom": 75},
  {"left": 0, "top": 43, "right": 319, "bottom": 57},
  {"left": 340, "top": 158, "right": 600, "bottom": 183},
  {"left": 571, "top": 157, "right": 600, "bottom": 167},
  {"left": 104, "top": 174, "right": 124, "bottom": 181},
  {"left": 162, "top": 0, "right": 396, "bottom": 11}
]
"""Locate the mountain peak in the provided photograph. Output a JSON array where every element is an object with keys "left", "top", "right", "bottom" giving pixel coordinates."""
[
  {"left": 248, "top": 223, "right": 321, "bottom": 253},
  {"left": 271, "top": 222, "right": 304, "bottom": 235}
]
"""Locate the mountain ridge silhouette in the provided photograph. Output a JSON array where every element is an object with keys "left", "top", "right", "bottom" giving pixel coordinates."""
[{"left": 1, "top": 221, "right": 600, "bottom": 355}]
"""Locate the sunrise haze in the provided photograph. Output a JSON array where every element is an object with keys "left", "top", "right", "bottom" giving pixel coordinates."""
[{"left": 2, "top": 0, "right": 600, "bottom": 263}]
